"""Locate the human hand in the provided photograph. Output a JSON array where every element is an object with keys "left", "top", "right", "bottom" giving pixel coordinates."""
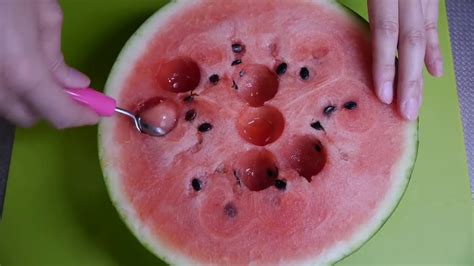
[
  {"left": 368, "top": 0, "right": 443, "bottom": 120},
  {"left": 0, "top": 0, "right": 99, "bottom": 128}
]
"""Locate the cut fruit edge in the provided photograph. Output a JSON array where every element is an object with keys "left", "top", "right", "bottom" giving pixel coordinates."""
[{"left": 98, "top": 0, "right": 418, "bottom": 265}]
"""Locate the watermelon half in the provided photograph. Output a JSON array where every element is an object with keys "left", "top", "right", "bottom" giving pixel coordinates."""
[{"left": 99, "top": 0, "right": 418, "bottom": 264}]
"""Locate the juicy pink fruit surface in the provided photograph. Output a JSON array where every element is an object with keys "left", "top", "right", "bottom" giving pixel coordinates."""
[{"left": 108, "top": 0, "right": 408, "bottom": 264}]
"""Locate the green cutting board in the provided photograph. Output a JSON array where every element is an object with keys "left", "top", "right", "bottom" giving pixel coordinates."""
[{"left": 0, "top": 1, "right": 471, "bottom": 265}]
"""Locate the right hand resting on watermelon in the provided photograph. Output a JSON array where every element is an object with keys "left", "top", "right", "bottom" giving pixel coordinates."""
[
  {"left": 368, "top": 0, "right": 443, "bottom": 121},
  {"left": 0, "top": 0, "right": 99, "bottom": 128}
]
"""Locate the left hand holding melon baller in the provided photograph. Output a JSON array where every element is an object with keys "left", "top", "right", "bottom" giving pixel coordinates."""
[{"left": 65, "top": 88, "right": 166, "bottom": 137}]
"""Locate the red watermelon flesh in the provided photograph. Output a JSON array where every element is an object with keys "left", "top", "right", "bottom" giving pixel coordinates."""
[{"left": 99, "top": 0, "right": 418, "bottom": 264}]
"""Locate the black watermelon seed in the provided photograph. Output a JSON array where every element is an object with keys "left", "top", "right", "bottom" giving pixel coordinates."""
[
  {"left": 233, "top": 170, "right": 241, "bottom": 185},
  {"left": 209, "top": 74, "right": 219, "bottom": 85},
  {"left": 232, "top": 80, "right": 238, "bottom": 90},
  {"left": 314, "top": 143, "right": 322, "bottom": 152},
  {"left": 343, "top": 101, "right": 357, "bottom": 110},
  {"left": 198, "top": 122, "right": 213, "bottom": 132},
  {"left": 185, "top": 109, "right": 197, "bottom": 122},
  {"left": 266, "top": 167, "right": 279, "bottom": 178},
  {"left": 231, "top": 59, "right": 242, "bottom": 66},
  {"left": 310, "top": 121, "right": 325, "bottom": 131},
  {"left": 239, "top": 70, "right": 245, "bottom": 77},
  {"left": 275, "top": 179, "right": 287, "bottom": 190},
  {"left": 191, "top": 178, "right": 202, "bottom": 191},
  {"left": 232, "top": 43, "right": 243, "bottom": 53},
  {"left": 224, "top": 202, "right": 238, "bottom": 218},
  {"left": 184, "top": 92, "right": 199, "bottom": 103},
  {"left": 183, "top": 95, "right": 194, "bottom": 103},
  {"left": 299, "top": 67, "right": 310, "bottom": 80},
  {"left": 323, "top": 105, "right": 336, "bottom": 116},
  {"left": 276, "top": 62, "right": 287, "bottom": 76}
]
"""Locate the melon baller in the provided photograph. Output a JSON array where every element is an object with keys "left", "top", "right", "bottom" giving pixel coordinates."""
[{"left": 65, "top": 88, "right": 166, "bottom": 137}]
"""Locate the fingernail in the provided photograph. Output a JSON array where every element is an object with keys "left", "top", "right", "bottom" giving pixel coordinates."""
[
  {"left": 435, "top": 60, "right": 444, "bottom": 77},
  {"left": 402, "top": 98, "right": 419, "bottom": 121},
  {"left": 380, "top": 81, "right": 393, "bottom": 104}
]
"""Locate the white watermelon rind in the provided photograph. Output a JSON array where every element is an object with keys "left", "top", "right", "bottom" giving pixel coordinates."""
[{"left": 98, "top": 0, "right": 419, "bottom": 265}]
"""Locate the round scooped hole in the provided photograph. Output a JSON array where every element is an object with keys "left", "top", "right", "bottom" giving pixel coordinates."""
[
  {"left": 234, "top": 149, "right": 279, "bottom": 191},
  {"left": 237, "top": 105, "right": 284, "bottom": 146},
  {"left": 155, "top": 57, "right": 201, "bottom": 93},
  {"left": 232, "top": 64, "right": 279, "bottom": 107},
  {"left": 135, "top": 97, "right": 179, "bottom": 135},
  {"left": 285, "top": 135, "right": 327, "bottom": 182}
]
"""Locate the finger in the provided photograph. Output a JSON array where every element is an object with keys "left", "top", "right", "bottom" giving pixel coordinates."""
[
  {"left": 422, "top": 0, "right": 443, "bottom": 77},
  {"left": 398, "top": 0, "right": 426, "bottom": 121},
  {"left": 0, "top": 96, "right": 38, "bottom": 128},
  {"left": 7, "top": 55, "right": 99, "bottom": 129},
  {"left": 27, "top": 79, "right": 100, "bottom": 129},
  {"left": 36, "top": 0, "right": 90, "bottom": 88},
  {"left": 368, "top": 0, "right": 399, "bottom": 104},
  {"left": 25, "top": 75, "right": 100, "bottom": 129}
]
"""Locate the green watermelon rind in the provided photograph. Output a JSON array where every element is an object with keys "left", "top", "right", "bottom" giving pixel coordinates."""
[{"left": 98, "top": 0, "right": 419, "bottom": 265}]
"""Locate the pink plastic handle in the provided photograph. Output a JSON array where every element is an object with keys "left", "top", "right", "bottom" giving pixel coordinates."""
[{"left": 65, "top": 88, "right": 116, "bottom": 117}]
